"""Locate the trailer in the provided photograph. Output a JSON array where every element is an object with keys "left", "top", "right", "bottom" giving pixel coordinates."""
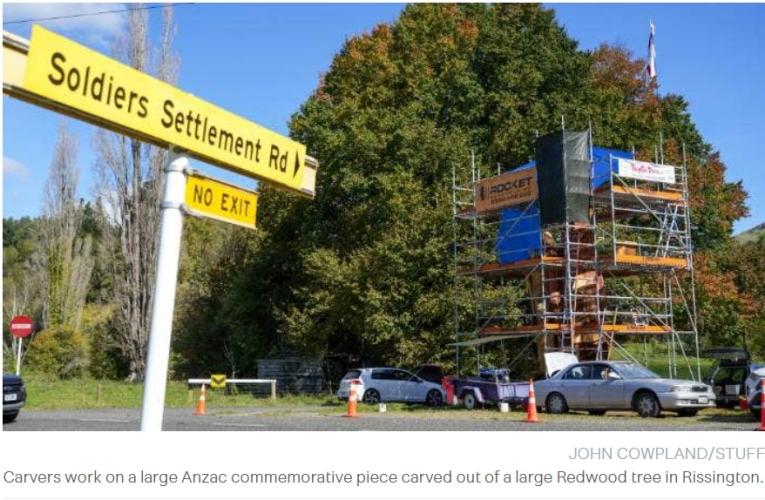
[{"left": 452, "top": 369, "right": 530, "bottom": 410}]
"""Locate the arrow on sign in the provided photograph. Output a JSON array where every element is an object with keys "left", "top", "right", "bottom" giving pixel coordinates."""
[
  {"left": 210, "top": 374, "right": 227, "bottom": 389},
  {"left": 293, "top": 152, "right": 301, "bottom": 178}
]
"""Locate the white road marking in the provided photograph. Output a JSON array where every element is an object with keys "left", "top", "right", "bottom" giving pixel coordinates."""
[
  {"left": 211, "top": 422, "right": 266, "bottom": 428},
  {"left": 77, "top": 418, "right": 132, "bottom": 423}
]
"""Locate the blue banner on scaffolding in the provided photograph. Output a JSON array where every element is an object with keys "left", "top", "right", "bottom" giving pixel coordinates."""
[
  {"left": 496, "top": 203, "right": 542, "bottom": 264},
  {"left": 495, "top": 146, "right": 634, "bottom": 265}
]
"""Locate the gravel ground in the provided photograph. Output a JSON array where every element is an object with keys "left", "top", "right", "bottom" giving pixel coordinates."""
[{"left": 4, "top": 405, "right": 758, "bottom": 431}]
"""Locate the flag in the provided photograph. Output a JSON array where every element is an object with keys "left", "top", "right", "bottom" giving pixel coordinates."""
[{"left": 646, "top": 20, "right": 656, "bottom": 79}]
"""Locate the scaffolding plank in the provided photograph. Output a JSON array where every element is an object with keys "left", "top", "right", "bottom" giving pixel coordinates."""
[
  {"left": 478, "top": 325, "right": 548, "bottom": 337},
  {"left": 601, "top": 324, "right": 671, "bottom": 334},
  {"left": 608, "top": 254, "right": 688, "bottom": 268},
  {"left": 479, "top": 323, "right": 671, "bottom": 336},
  {"left": 457, "top": 256, "right": 564, "bottom": 276},
  {"left": 596, "top": 184, "right": 684, "bottom": 203}
]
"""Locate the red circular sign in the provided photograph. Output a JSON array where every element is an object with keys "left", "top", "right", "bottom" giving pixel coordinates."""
[{"left": 10, "top": 315, "right": 35, "bottom": 338}]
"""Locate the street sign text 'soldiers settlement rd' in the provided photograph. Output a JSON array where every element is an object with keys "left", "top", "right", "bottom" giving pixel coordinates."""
[{"left": 6, "top": 25, "right": 317, "bottom": 197}]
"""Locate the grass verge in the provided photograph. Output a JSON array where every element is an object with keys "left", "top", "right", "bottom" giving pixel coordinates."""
[{"left": 20, "top": 373, "right": 338, "bottom": 411}]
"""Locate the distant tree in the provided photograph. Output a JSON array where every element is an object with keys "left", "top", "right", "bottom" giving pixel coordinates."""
[
  {"left": 2, "top": 217, "right": 43, "bottom": 369},
  {"left": 94, "top": 5, "right": 178, "bottom": 380},
  {"left": 2, "top": 124, "right": 94, "bottom": 374},
  {"left": 172, "top": 217, "right": 256, "bottom": 377},
  {"left": 40, "top": 124, "right": 93, "bottom": 332},
  {"left": 2, "top": 218, "right": 43, "bottom": 326},
  {"left": 3, "top": 216, "right": 39, "bottom": 250}
]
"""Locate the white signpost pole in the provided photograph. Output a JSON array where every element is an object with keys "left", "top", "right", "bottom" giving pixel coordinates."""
[
  {"left": 140, "top": 152, "right": 189, "bottom": 432},
  {"left": 16, "top": 338, "right": 22, "bottom": 375}
]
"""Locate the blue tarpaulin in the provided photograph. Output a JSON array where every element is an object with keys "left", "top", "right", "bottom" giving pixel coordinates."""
[
  {"left": 591, "top": 146, "right": 634, "bottom": 190},
  {"left": 495, "top": 147, "right": 634, "bottom": 265},
  {"left": 496, "top": 203, "right": 542, "bottom": 264}
]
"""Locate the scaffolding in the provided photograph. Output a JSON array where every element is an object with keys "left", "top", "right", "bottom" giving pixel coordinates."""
[{"left": 452, "top": 133, "right": 700, "bottom": 380}]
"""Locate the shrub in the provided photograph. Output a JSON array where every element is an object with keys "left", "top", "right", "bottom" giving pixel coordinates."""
[
  {"left": 26, "top": 326, "right": 87, "bottom": 379},
  {"left": 81, "top": 304, "right": 128, "bottom": 379}
]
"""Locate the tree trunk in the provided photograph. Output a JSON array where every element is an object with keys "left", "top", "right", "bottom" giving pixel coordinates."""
[{"left": 94, "top": 6, "right": 178, "bottom": 381}]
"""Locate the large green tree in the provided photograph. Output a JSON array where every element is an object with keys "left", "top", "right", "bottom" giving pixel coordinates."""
[{"left": 172, "top": 4, "right": 751, "bottom": 377}]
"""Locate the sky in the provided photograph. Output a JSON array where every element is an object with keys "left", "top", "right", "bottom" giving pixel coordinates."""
[{"left": 2, "top": 3, "right": 764, "bottom": 233}]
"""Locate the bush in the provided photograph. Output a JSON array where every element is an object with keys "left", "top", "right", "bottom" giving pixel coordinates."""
[
  {"left": 26, "top": 326, "right": 87, "bottom": 379},
  {"left": 2, "top": 339, "right": 15, "bottom": 370},
  {"left": 88, "top": 324, "right": 128, "bottom": 379},
  {"left": 81, "top": 304, "right": 128, "bottom": 379}
]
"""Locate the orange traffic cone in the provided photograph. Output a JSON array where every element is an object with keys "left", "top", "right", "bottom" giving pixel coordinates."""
[
  {"left": 193, "top": 384, "right": 207, "bottom": 416},
  {"left": 344, "top": 384, "right": 358, "bottom": 418},
  {"left": 758, "top": 379, "right": 765, "bottom": 432},
  {"left": 739, "top": 395, "right": 749, "bottom": 411},
  {"left": 526, "top": 379, "right": 539, "bottom": 423}
]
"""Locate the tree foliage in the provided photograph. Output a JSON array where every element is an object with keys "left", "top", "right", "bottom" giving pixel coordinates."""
[
  {"left": 25, "top": 326, "right": 88, "bottom": 379},
  {"left": 707, "top": 238, "right": 765, "bottom": 352},
  {"left": 168, "top": 4, "right": 753, "bottom": 378}
]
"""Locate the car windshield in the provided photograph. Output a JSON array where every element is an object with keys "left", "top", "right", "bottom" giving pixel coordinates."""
[
  {"left": 614, "top": 363, "right": 660, "bottom": 379},
  {"left": 341, "top": 370, "right": 361, "bottom": 380}
]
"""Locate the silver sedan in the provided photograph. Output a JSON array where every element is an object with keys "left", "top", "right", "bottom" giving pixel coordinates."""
[{"left": 535, "top": 361, "right": 715, "bottom": 417}]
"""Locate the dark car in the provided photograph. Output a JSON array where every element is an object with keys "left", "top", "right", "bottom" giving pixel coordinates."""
[
  {"left": 3, "top": 373, "right": 26, "bottom": 423},
  {"left": 703, "top": 348, "right": 764, "bottom": 408}
]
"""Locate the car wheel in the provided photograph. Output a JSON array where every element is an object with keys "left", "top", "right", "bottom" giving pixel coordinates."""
[
  {"left": 3, "top": 411, "right": 19, "bottom": 424},
  {"left": 546, "top": 393, "right": 569, "bottom": 414},
  {"left": 634, "top": 391, "right": 661, "bottom": 418},
  {"left": 462, "top": 392, "right": 477, "bottom": 410},
  {"left": 751, "top": 408, "right": 761, "bottom": 420},
  {"left": 362, "top": 389, "right": 380, "bottom": 404},
  {"left": 676, "top": 409, "right": 698, "bottom": 417},
  {"left": 718, "top": 402, "right": 736, "bottom": 410},
  {"left": 588, "top": 410, "right": 607, "bottom": 416},
  {"left": 426, "top": 390, "right": 443, "bottom": 407}
]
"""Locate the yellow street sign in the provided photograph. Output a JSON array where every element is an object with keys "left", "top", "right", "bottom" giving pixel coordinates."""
[
  {"left": 185, "top": 173, "right": 258, "bottom": 229},
  {"left": 11, "top": 26, "right": 316, "bottom": 197},
  {"left": 210, "top": 374, "right": 227, "bottom": 390}
]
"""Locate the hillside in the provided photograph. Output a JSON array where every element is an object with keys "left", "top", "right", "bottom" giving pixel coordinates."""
[{"left": 735, "top": 222, "right": 765, "bottom": 243}]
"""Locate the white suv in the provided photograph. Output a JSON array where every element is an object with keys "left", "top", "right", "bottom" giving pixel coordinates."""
[{"left": 337, "top": 368, "right": 445, "bottom": 406}]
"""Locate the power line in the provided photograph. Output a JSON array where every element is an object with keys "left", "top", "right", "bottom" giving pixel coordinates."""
[{"left": 3, "top": 3, "right": 194, "bottom": 26}]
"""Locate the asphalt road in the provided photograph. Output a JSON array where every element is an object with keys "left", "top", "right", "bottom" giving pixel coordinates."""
[{"left": 4, "top": 406, "right": 759, "bottom": 431}]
